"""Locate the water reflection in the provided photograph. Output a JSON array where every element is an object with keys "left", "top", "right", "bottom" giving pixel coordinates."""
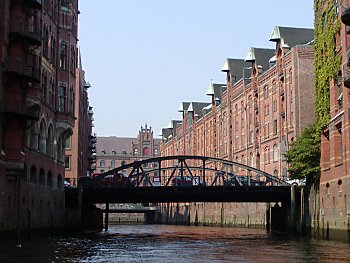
[{"left": 1, "top": 225, "right": 350, "bottom": 262}]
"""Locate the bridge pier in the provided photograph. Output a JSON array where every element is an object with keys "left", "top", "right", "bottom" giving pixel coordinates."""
[
  {"left": 269, "top": 185, "right": 300, "bottom": 233},
  {"left": 104, "top": 203, "right": 109, "bottom": 231}
]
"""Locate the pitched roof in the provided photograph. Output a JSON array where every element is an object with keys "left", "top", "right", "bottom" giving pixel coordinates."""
[
  {"left": 245, "top": 47, "right": 275, "bottom": 72},
  {"left": 222, "top": 58, "right": 250, "bottom": 83},
  {"left": 96, "top": 136, "right": 161, "bottom": 155},
  {"left": 178, "top": 102, "right": 191, "bottom": 112},
  {"left": 188, "top": 102, "right": 211, "bottom": 119},
  {"left": 96, "top": 137, "right": 136, "bottom": 155},
  {"left": 207, "top": 83, "right": 227, "bottom": 103},
  {"left": 269, "top": 26, "right": 314, "bottom": 48}
]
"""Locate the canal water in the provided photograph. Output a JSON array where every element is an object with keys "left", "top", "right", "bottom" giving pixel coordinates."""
[{"left": 1, "top": 225, "right": 350, "bottom": 262}]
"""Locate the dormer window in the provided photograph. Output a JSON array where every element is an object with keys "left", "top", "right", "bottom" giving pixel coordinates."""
[
  {"left": 101, "top": 149, "right": 106, "bottom": 154},
  {"left": 112, "top": 150, "right": 116, "bottom": 154}
]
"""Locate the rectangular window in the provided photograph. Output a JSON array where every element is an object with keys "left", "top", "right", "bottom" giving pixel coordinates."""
[
  {"left": 249, "top": 130, "right": 253, "bottom": 144},
  {"left": 64, "top": 136, "right": 71, "bottom": 149},
  {"left": 60, "top": 42, "right": 67, "bottom": 70},
  {"left": 69, "top": 85, "right": 75, "bottom": 114},
  {"left": 65, "top": 156, "right": 71, "bottom": 170},
  {"left": 335, "top": 123, "right": 343, "bottom": 165},
  {"left": 273, "top": 120, "right": 278, "bottom": 135},
  {"left": 59, "top": 84, "right": 67, "bottom": 112},
  {"left": 70, "top": 44, "right": 76, "bottom": 74},
  {"left": 49, "top": 77, "right": 55, "bottom": 108}
]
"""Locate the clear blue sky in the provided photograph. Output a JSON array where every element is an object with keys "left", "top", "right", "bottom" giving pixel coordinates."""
[{"left": 78, "top": 1, "right": 314, "bottom": 138}]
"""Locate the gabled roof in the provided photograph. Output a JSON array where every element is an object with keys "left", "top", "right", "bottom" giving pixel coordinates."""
[
  {"left": 245, "top": 48, "right": 275, "bottom": 72},
  {"left": 96, "top": 137, "right": 137, "bottom": 155},
  {"left": 178, "top": 102, "right": 191, "bottom": 112},
  {"left": 207, "top": 83, "right": 227, "bottom": 102},
  {"left": 221, "top": 58, "right": 250, "bottom": 83},
  {"left": 187, "top": 102, "right": 211, "bottom": 119},
  {"left": 269, "top": 26, "right": 314, "bottom": 48}
]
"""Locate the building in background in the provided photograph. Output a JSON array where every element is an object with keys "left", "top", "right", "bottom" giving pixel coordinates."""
[
  {"left": 0, "top": 0, "right": 80, "bottom": 231},
  {"left": 64, "top": 51, "right": 94, "bottom": 186},
  {"left": 160, "top": 26, "right": 315, "bottom": 227},
  {"left": 161, "top": 26, "right": 314, "bottom": 180},
  {"left": 316, "top": 0, "right": 350, "bottom": 238},
  {"left": 95, "top": 125, "right": 161, "bottom": 174}
]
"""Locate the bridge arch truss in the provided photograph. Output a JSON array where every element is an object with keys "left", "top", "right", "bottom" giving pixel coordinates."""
[{"left": 98, "top": 155, "right": 289, "bottom": 188}]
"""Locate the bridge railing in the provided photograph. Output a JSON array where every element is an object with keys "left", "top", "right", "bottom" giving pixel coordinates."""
[{"left": 80, "top": 155, "right": 290, "bottom": 189}]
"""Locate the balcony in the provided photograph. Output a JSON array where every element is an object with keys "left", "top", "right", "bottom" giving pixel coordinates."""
[
  {"left": 2, "top": 102, "right": 40, "bottom": 121},
  {"left": 6, "top": 56, "right": 40, "bottom": 83},
  {"left": 341, "top": 4, "right": 350, "bottom": 26},
  {"left": 9, "top": 18, "right": 41, "bottom": 46}
]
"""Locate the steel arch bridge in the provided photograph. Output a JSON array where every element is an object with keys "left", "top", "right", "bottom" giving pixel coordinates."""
[{"left": 87, "top": 155, "right": 289, "bottom": 188}]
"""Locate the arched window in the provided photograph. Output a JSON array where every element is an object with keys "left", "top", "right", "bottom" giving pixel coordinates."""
[
  {"left": 30, "top": 123, "right": 38, "bottom": 150},
  {"left": 282, "top": 167, "right": 288, "bottom": 180},
  {"left": 272, "top": 80, "right": 277, "bottom": 92},
  {"left": 143, "top": 147, "right": 149, "bottom": 155},
  {"left": 249, "top": 152, "right": 254, "bottom": 167},
  {"left": 22, "top": 164, "right": 28, "bottom": 181},
  {"left": 47, "top": 171, "right": 53, "bottom": 187},
  {"left": 273, "top": 169, "right": 278, "bottom": 177},
  {"left": 111, "top": 160, "right": 115, "bottom": 167},
  {"left": 281, "top": 136, "right": 287, "bottom": 160},
  {"left": 100, "top": 160, "right": 105, "bottom": 167},
  {"left": 241, "top": 155, "right": 245, "bottom": 165},
  {"left": 39, "top": 120, "right": 47, "bottom": 153},
  {"left": 57, "top": 174, "right": 63, "bottom": 189},
  {"left": 30, "top": 165, "right": 37, "bottom": 183},
  {"left": 273, "top": 144, "right": 278, "bottom": 162},
  {"left": 235, "top": 157, "right": 239, "bottom": 172},
  {"left": 264, "top": 146, "right": 270, "bottom": 164},
  {"left": 57, "top": 136, "right": 64, "bottom": 162},
  {"left": 264, "top": 85, "right": 269, "bottom": 98},
  {"left": 121, "top": 160, "right": 126, "bottom": 166},
  {"left": 39, "top": 168, "right": 45, "bottom": 185},
  {"left": 60, "top": 41, "right": 67, "bottom": 70},
  {"left": 46, "top": 124, "right": 54, "bottom": 157}
]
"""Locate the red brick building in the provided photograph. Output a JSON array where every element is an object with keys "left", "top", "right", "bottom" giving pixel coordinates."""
[
  {"left": 95, "top": 125, "right": 161, "bottom": 174},
  {"left": 160, "top": 26, "right": 315, "bottom": 226},
  {"left": 64, "top": 52, "right": 94, "bottom": 186},
  {"left": 161, "top": 26, "right": 314, "bottom": 180},
  {"left": 317, "top": 0, "right": 350, "bottom": 237},
  {"left": 0, "top": 0, "right": 81, "bottom": 231}
]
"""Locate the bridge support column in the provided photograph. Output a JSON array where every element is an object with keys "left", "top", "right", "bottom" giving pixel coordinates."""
[
  {"left": 289, "top": 185, "right": 297, "bottom": 230},
  {"left": 144, "top": 211, "right": 156, "bottom": 224},
  {"left": 266, "top": 203, "right": 270, "bottom": 232},
  {"left": 104, "top": 203, "right": 109, "bottom": 232}
]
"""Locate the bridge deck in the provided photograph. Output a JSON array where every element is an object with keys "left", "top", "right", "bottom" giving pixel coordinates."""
[{"left": 83, "top": 186, "right": 291, "bottom": 204}]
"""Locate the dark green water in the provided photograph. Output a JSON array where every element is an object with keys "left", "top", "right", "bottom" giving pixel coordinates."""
[{"left": 1, "top": 225, "right": 350, "bottom": 262}]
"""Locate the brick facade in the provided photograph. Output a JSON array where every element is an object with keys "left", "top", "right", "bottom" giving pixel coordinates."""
[
  {"left": 0, "top": 0, "right": 85, "bottom": 231},
  {"left": 95, "top": 125, "right": 161, "bottom": 174},
  {"left": 318, "top": 0, "right": 350, "bottom": 235},
  {"left": 160, "top": 26, "right": 315, "bottom": 228},
  {"left": 161, "top": 27, "right": 315, "bottom": 181},
  {"left": 64, "top": 61, "right": 93, "bottom": 186}
]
